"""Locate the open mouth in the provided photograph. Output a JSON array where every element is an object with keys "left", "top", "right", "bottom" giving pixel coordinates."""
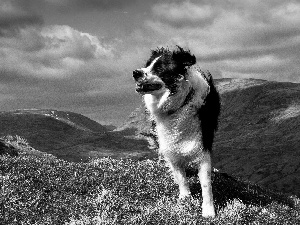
[{"left": 135, "top": 82, "right": 163, "bottom": 93}]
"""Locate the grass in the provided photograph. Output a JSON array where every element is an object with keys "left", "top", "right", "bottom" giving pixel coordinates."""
[{"left": 1, "top": 136, "right": 300, "bottom": 224}]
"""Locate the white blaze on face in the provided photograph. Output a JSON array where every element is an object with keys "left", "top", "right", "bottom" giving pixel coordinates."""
[{"left": 141, "top": 56, "right": 161, "bottom": 74}]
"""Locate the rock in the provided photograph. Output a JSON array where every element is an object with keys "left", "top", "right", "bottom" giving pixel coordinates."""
[{"left": 0, "top": 139, "right": 18, "bottom": 157}]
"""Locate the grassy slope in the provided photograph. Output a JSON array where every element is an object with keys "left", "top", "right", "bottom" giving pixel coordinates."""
[
  {"left": 214, "top": 79, "right": 300, "bottom": 196},
  {"left": 1, "top": 138, "right": 300, "bottom": 224}
]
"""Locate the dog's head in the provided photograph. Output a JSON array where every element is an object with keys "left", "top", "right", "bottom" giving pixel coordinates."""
[{"left": 133, "top": 46, "right": 196, "bottom": 95}]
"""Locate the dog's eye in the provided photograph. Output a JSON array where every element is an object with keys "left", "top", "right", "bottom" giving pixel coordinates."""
[
  {"left": 152, "top": 67, "right": 163, "bottom": 74},
  {"left": 151, "top": 67, "right": 165, "bottom": 77}
]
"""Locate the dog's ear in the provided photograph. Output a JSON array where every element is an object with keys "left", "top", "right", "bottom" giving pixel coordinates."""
[{"left": 173, "top": 46, "right": 196, "bottom": 67}]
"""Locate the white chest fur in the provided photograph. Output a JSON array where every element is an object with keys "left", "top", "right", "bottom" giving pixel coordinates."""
[
  {"left": 145, "top": 92, "right": 203, "bottom": 162},
  {"left": 144, "top": 89, "right": 170, "bottom": 115},
  {"left": 155, "top": 107, "right": 203, "bottom": 161}
]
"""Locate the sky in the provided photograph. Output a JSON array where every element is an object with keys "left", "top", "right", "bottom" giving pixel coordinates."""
[{"left": 1, "top": 0, "right": 300, "bottom": 125}]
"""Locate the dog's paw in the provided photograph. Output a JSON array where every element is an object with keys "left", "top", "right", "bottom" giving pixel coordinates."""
[{"left": 201, "top": 203, "right": 216, "bottom": 218}]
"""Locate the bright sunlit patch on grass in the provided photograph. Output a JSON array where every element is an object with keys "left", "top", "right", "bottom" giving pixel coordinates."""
[
  {"left": 272, "top": 104, "right": 300, "bottom": 122},
  {"left": 217, "top": 79, "right": 266, "bottom": 94}
]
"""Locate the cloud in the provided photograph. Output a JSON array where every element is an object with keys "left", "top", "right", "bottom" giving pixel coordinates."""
[
  {"left": 45, "top": 0, "right": 138, "bottom": 10},
  {"left": 40, "top": 25, "right": 113, "bottom": 60},
  {"left": 152, "top": 1, "right": 216, "bottom": 27},
  {"left": 147, "top": 0, "right": 300, "bottom": 82},
  {"left": 0, "top": 24, "right": 113, "bottom": 80},
  {"left": 0, "top": 0, "right": 43, "bottom": 36}
]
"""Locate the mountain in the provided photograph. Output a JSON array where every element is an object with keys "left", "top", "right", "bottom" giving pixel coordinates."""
[
  {"left": 118, "top": 78, "right": 300, "bottom": 197},
  {"left": 0, "top": 109, "right": 107, "bottom": 133},
  {"left": 0, "top": 109, "right": 152, "bottom": 162}
]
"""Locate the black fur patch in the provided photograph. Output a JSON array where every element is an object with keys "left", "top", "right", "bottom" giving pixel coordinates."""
[{"left": 197, "top": 71, "right": 221, "bottom": 151}]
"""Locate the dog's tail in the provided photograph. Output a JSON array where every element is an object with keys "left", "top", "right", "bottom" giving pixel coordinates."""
[{"left": 199, "top": 71, "right": 221, "bottom": 151}]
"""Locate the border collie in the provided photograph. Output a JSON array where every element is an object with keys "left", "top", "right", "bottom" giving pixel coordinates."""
[{"left": 133, "top": 46, "right": 220, "bottom": 217}]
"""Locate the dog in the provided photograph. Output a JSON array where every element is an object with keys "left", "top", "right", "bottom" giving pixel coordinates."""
[{"left": 133, "top": 46, "right": 220, "bottom": 218}]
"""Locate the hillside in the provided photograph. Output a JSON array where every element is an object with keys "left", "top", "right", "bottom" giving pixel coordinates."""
[
  {"left": 0, "top": 109, "right": 152, "bottom": 162},
  {"left": 118, "top": 78, "right": 300, "bottom": 197},
  {"left": 0, "top": 109, "right": 107, "bottom": 133}
]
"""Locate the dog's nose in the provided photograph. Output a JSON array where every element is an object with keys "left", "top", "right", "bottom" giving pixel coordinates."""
[{"left": 133, "top": 69, "right": 144, "bottom": 80}]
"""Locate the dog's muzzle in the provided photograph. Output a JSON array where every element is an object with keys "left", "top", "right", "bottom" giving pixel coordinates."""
[
  {"left": 133, "top": 69, "right": 163, "bottom": 93},
  {"left": 133, "top": 69, "right": 144, "bottom": 81}
]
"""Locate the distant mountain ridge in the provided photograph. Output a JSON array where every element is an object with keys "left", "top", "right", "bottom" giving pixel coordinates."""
[
  {"left": 0, "top": 109, "right": 152, "bottom": 162},
  {"left": 5, "top": 109, "right": 107, "bottom": 133},
  {"left": 118, "top": 78, "right": 300, "bottom": 196}
]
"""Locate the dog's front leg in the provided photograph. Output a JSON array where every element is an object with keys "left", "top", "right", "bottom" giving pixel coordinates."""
[
  {"left": 198, "top": 152, "right": 215, "bottom": 218},
  {"left": 168, "top": 162, "right": 191, "bottom": 199}
]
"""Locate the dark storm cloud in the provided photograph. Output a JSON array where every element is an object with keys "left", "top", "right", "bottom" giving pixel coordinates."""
[
  {"left": 0, "top": 69, "right": 32, "bottom": 84},
  {"left": 49, "top": 0, "right": 139, "bottom": 11},
  {"left": 0, "top": 14, "right": 43, "bottom": 29},
  {"left": 0, "top": 0, "right": 44, "bottom": 37}
]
